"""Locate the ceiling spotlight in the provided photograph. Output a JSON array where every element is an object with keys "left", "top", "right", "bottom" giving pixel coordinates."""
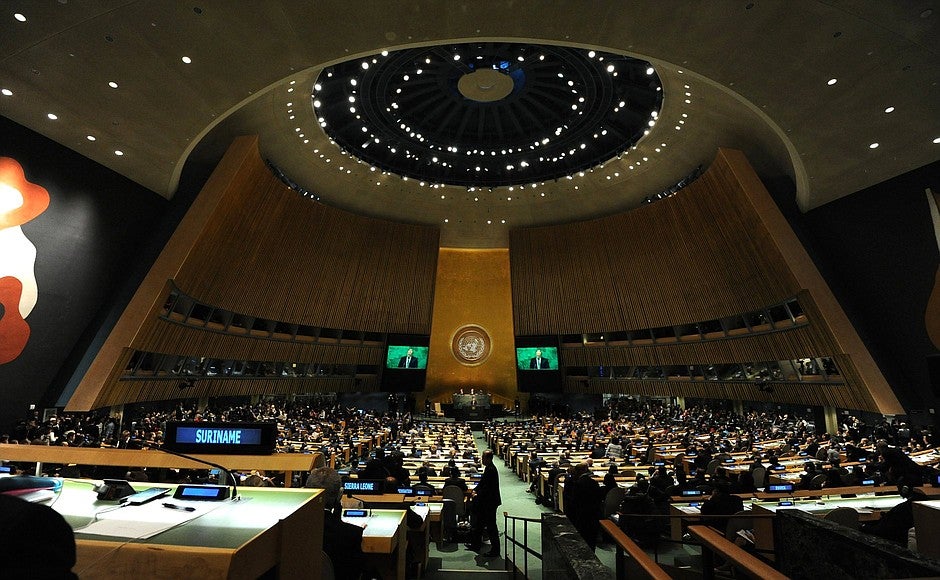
[
  {"left": 827, "top": 78, "right": 837, "bottom": 85},
  {"left": 14, "top": 13, "right": 26, "bottom": 22},
  {"left": 869, "top": 142, "right": 879, "bottom": 149},
  {"left": 884, "top": 106, "right": 895, "bottom": 113},
  {"left": 181, "top": 56, "right": 192, "bottom": 64},
  {"left": 0, "top": 88, "right": 12, "bottom": 96}
]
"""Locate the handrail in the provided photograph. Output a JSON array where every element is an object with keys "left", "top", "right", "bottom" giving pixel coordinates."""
[
  {"left": 600, "top": 520, "right": 671, "bottom": 580},
  {"left": 687, "top": 525, "right": 789, "bottom": 580},
  {"left": 503, "top": 512, "right": 542, "bottom": 579}
]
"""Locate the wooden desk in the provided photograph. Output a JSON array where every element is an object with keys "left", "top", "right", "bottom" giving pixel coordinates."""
[
  {"left": 913, "top": 499, "right": 940, "bottom": 559},
  {"left": 53, "top": 479, "right": 322, "bottom": 579},
  {"left": 750, "top": 495, "right": 905, "bottom": 555},
  {"left": 0, "top": 444, "right": 319, "bottom": 488},
  {"left": 344, "top": 509, "right": 407, "bottom": 580}
]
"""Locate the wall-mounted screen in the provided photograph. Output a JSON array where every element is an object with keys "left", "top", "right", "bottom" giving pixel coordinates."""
[
  {"left": 515, "top": 346, "right": 558, "bottom": 370},
  {"left": 515, "top": 336, "right": 561, "bottom": 392},
  {"left": 381, "top": 334, "right": 429, "bottom": 392},
  {"left": 385, "top": 345, "right": 429, "bottom": 370}
]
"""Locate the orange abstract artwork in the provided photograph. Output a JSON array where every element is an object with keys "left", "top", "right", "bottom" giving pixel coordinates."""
[{"left": 0, "top": 157, "right": 50, "bottom": 364}]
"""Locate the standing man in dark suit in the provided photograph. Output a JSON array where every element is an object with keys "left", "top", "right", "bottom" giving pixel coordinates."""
[
  {"left": 529, "top": 349, "right": 550, "bottom": 369},
  {"left": 398, "top": 348, "right": 419, "bottom": 368},
  {"left": 467, "top": 449, "right": 502, "bottom": 557}
]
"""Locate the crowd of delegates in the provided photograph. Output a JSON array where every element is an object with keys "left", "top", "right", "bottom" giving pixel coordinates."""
[{"left": 492, "top": 400, "right": 938, "bottom": 548}]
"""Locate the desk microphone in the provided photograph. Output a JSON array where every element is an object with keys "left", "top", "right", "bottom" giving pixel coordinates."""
[{"left": 155, "top": 446, "right": 239, "bottom": 500}]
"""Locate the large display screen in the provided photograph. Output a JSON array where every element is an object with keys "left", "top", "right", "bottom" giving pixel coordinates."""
[
  {"left": 163, "top": 421, "right": 277, "bottom": 455},
  {"left": 385, "top": 345, "right": 429, "bottom": 370},
  {"left": 515, "top": 346, "right": 558, "bottom": 370}
]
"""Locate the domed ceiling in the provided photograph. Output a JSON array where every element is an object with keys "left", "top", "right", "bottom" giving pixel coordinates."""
[{"left": 0, "top": 2, "right": 937, "bottom": 247}]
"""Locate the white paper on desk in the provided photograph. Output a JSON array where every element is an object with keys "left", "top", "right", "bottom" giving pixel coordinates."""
[
  {"left": 410, "top": 504, "right": 430, "bottom": 521},
  {"left": 77, "top": 501, "right": 211, "bottom": 539}
]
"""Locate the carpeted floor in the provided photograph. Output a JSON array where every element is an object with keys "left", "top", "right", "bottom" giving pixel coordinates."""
[{"left": 421, "top": 431, "right": 617, "bottom": 579}]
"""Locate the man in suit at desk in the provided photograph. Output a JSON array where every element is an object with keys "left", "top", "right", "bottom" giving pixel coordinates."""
[
  {"left": 305, "top": 467, "right": 364, "bottom": 580},
  {"left": 398, "top": 348, "right": 419, "bottom": 368},
  {"left": 529, "top": 350, "right": 550, "bottom": 369},
  {"left": 467, "top": 450, "right": 501, "bottom": 557}
]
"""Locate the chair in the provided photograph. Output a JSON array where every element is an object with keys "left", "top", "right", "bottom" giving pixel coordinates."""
[
  {"left": 440, "top": 498, "right": 457, "bottom": 543},
  {"left": 442, "top": 485, "right": 467, "bottom": 521},
  {"left": 810, "top": 473, "right": 828, "bottom": 490},
  {"left": 824, "top": 506, "right": 860, "bottom": 530},
  {"left": 725, "top": 510, "right": 754, "bottom": 543},
  {"left": 751, "top": 466, "right": 766, "bottom": 489},
  {"left": 433, "top": 402, "right": 445, "bottom": 418},
  {"left": 603, "top": 486, "right": 626, "bottom": 518},
  {"left": 321, "top": 551, "right": 335, "bottom": 580},
  {"left": 705, "top": 459, "right": 722, "bottom": 476}
]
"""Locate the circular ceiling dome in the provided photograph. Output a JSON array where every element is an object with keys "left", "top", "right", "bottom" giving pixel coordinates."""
[{"left": 312, "top": 42, "right": 663, "bottom": 188}]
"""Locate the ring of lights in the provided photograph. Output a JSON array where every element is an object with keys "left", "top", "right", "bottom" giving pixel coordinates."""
[
  {"left": 451, "top": 324, "right": 492, "bottom": 366},
  {"left": 312, "top": 42, "right": 663, "bottom": 188}
]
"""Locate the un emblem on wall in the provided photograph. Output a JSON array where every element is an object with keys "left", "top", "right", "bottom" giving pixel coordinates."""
[{"left": 452, "top": 325, "right": 491, "bottom": 366}]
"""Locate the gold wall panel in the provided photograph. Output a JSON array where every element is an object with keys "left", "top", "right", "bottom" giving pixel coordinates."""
[{"left": 426, "top": 248, "right": 517, "bottom": 407}]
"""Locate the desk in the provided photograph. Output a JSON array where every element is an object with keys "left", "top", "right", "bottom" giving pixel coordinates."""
[
  {"left": 750, "top": 495, "right": 905, "bottom": 556},
  {"left": 0, "top": 444, "right": 319, "bottom": 488},
  {"left": 53, "top": 479, "right": 322, "bottom": 579},
  {"left": 344, "top": 509, "right": 407, "bottom": 580}
]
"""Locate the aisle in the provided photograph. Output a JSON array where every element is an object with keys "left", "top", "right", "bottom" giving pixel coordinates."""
[{"left": 420, "top": 431, "right": 602, "bottom": 579}]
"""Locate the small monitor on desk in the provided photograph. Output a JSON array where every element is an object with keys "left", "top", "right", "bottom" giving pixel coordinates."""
[
  {"left": 861, "top": 479, "right": 876, "bottom": 486},
  {"left": 724, "top": 458, "right": 735, "bottom": 463},
  {"left": 397, "top": 487, "right": 414, "bottom": 495},
  {"left": 470, "top": 474, "right": 482, "bottom": 480},
  {"left": 778, "top": 500, "right": 795, "bottom": 506},
  {"left": 343, "top": 509, "right": 369, "bottom": 517},
  {"left": 653, "top": 461, "right": 665, "bottom": 467},
  {"left": 772, "top": 465, "right": 787, "bottom": 471},
  {"left": 343, "top": 479, "right": 384, "bottom": 495},
  {"left": 798, "top": 452, "right": 809, "bottom": 456},
  {"left": 767, "top": 484, "right": 794, "bottom": 493},
  {"left": 414, "top": 488, "right": 433, "bottom": 497},
  {"left": 681, "top": 489, "right": 704, "bottom": 497},
  {"left": 163, "top": 421, "right": 277, "bottom": 455}
]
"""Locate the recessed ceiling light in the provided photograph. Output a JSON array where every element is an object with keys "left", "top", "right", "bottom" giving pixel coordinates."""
[
  {"left": 934, "top": 137, "right": 940, "bottom": 144},
  {"left": 114, "top": 150, "right": 124, "bottom": 156},
  {"left": 827, "top": 78, "right": 837, "bottom": 86},
  {"left": 884, "top": 106, "right": 895, "bottom": 113},
  {"left": 486, "top": 220, "right": 492, "bottom": 224},
  {"left": 869, "top": 142, "right": 879, "bottom": 149},
  {"left": 1, "top": 88, "right": 12, "bottom": 96},
  {"left": 47, "top": 113, "right": 58, "bottom": 120},
  {"left": 14, "top": 13, "right": 26, "bottom": 22},
  {"left": 181, "top": 56, "right": 192, "bottom": 64},
  {"left": 86, "top": 135, "right": 96, "bottom": 141}
]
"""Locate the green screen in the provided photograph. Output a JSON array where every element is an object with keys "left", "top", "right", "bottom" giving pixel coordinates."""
[
  {"left": 516, "top": 347, "right": 558, "bottom": 370},
  {"left": 386, "top": 345, "right": 428, "bottom": 369}
]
